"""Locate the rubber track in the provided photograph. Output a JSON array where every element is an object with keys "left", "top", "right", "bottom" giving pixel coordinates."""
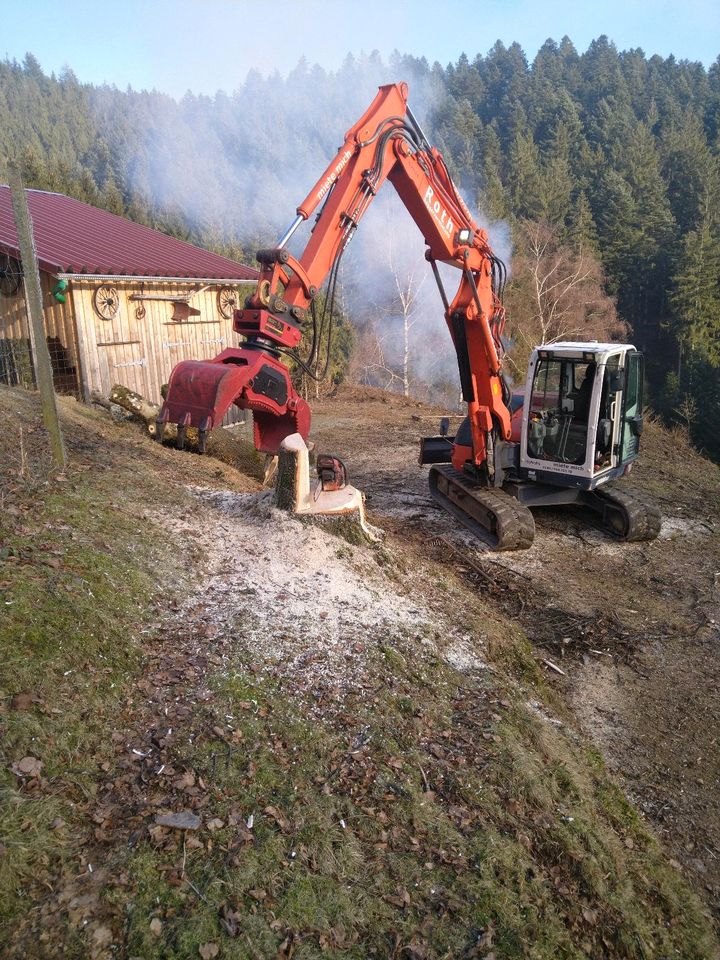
[
  {"left": 429, "top": 465, "right": 535, "bottom": 551},
  {"left": 594, "top": 485, "right": 662, "bottom": 542}
]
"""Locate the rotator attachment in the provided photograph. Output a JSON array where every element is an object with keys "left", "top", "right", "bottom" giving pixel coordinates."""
[{"left": 156, "top": 346, "right": 311, "bottom": 454}]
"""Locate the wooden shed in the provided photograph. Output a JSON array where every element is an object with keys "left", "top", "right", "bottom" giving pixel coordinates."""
[{"left": 0, "top": 187, "right": 259, "bottom": 409}]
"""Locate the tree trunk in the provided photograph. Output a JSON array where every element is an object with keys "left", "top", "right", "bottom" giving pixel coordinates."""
[
  {"left": 403, "top": 311, "right": 410, "bottom": 397},
  {"left": 110, "top": 384, "right": 162, "bottom": 423},
  {"left": 107, "top": 384, "right": 265, "bottom": 480}
]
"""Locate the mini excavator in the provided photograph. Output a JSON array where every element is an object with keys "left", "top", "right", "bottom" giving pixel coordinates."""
[{"left": 157, "top": 82, "right": 660, "bottom": 550}]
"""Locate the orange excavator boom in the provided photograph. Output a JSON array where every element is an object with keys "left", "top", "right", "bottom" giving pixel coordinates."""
[{"left": 158, "top": 81, "right": 510, "bottom": 473}]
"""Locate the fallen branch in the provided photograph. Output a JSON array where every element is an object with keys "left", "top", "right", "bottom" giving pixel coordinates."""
[{"left": 542, "top": 658, "right": 567, "bottom": 677}]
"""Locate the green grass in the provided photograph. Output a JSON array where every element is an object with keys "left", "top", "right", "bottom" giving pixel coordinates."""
[
  {"left": 105, "top": 644, "right": 715, "bottom": 959},
  {"left": 0, "top": 390, "right": 192, "bottom": 949}
]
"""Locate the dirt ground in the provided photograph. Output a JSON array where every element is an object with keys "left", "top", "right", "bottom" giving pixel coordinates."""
[{"left": 310, "top": 386, "right": 720, "bottom": 924}]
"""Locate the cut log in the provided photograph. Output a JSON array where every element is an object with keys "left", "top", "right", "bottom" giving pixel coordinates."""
[
  {"left": 109, "top": 384, "right": 177, "bottom": 440},
  {"left": 107, "top": 383, "right": 264, "bottom": 480},
  {"left": 109, "top": 384, "right": 161, "bottom": 423}
]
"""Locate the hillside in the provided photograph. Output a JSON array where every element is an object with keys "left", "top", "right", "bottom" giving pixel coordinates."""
[{"left": 1, "top": 384, "right": 718, "bottom": 959}]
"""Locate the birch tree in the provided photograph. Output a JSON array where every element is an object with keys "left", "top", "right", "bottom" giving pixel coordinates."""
[{"left": 504, "top": 219, "right": 625, "bottom": 380}]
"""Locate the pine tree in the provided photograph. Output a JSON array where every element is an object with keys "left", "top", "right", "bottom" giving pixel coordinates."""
[
  {"left": 477, "top": 125, "right": 507, "bottom": 219},
  {"left": 661, "top": 114, "right": 715, "bottom": 235},
  {"left": 567, "top": 191, "right": 598, "bottom": 253},
  {"left": 539, "top": 121, "right": 574, "bottom": 228},
  {"left": 593, "top": 168, "right": 640, "bottom": 298},
  {"left": 508, "top": 131, "right": 543, "bottom": 221},
  {"left": 670, "top": 190, "right": 720, "bottom": 365}
]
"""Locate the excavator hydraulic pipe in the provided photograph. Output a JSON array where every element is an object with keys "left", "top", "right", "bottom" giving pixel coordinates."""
[{"left": 277, "top": 214, "right": 305, "bottom": 248}]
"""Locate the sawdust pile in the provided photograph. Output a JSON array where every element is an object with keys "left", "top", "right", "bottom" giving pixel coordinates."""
[{"left": 159, "top": 486, "right": 486, "bottom": 707}]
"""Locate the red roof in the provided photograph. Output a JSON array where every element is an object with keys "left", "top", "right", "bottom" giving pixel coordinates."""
[{"left": 0, "top": 187, "right": 258, "bottom": 282}]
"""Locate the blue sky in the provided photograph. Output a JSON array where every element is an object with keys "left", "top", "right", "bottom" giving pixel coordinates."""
[{"left": 3, "top": 0, "right": 719, "bottom": 97}]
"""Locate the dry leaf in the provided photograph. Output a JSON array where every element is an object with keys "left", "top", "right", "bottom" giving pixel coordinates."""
[
  {"left": 156, "top": 811, "right": 201, "bottom": 830},
  {"left": 150, "top": 918, "right": 162, "bottom": 936},
  {"left": 173, "top": 770, "right": 196, "bottom": 790},
  {"left": 206, "top": 818, "right": 225, "bottom": 832},
  {"left": 199, "top": 943, "right": 219, "bottom": 959},
  {"left": 12, "top": 756, "right": 42, "bottom": 777},
  {"left": 383, "top": 888, "right": 411, "bottom": 908},
  {"left": 92, "top": 925, "right": 113, "bottom": 947},
  {"left": 219, "top": 903, "right": 242, "bottom": 937},
  {"left": 263, "top": 805, "right": 290, "bottom": 831},
  {"left": 582, "top": 906, "right": 599, "bottom": 924},
  {"left": 10, "top": 692, "right": 33, "bottom": 711}
]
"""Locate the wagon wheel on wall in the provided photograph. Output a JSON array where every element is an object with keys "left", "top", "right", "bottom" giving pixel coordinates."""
[
  {"left": 93, "top": 284, "right": 120, "bottom": 320},
  {"left": 0, "top": 253, "right": 22, "bottom": 297},
  {"left": 217, "top": 286, "right": 238, "bottom": 320}
]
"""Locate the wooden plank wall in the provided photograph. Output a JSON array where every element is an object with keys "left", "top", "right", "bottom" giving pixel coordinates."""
[
  {"left": 0, "top": 271, "right": 81, "bottom": 394},
  {"left": 71, "top": 280, "right": 254, "bottom": 421}
]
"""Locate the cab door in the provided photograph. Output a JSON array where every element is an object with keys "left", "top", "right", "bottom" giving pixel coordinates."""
[{"left": 620, "top": 351, "right": 644, "bottom": 463}]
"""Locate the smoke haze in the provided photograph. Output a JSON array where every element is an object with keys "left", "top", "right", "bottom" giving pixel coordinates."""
[{"left": 90, "top": 51, "right": 511, "bottom": 402}]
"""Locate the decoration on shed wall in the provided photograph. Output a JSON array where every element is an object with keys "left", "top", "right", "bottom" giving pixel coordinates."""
[
  {"left": 217, "top": 285, "right": 238, "bottom": 319},
  {"left": 0, "top": 253, "right": 23, "bottom": 296},
  {"left": 93, "top": 285, "right": 120, "bottom": 320},
  {"left": 51, "top": 279, "right": 68, "bottom": 303},
  {"left": 135, "top": 281, "right": 146, "bottom": 320}
]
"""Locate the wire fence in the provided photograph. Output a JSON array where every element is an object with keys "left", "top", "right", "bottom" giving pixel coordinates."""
[
  {"left": 0, "top": 337, "right": 36, "bottom": 390},
  {"left": 0, "top": 336, "right": 82, "bottom": 396}
]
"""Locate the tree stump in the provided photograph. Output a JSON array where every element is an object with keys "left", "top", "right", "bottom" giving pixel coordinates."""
[{"left": 274, "top": 433, "right": 379, "bottom": 543}]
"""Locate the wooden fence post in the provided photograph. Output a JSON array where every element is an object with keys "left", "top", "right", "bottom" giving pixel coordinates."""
[{"left": 8, "top": 162, "right": 67, "bottom": 469}]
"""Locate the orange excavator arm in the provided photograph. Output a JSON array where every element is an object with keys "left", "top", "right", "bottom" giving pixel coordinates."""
[{"left": 159, "top": 82, "right": 511, "bottom": 472}]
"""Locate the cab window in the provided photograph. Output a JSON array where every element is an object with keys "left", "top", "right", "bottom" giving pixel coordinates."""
[
  {"left": 527, "top": 357, "right": 595, "bottom": 465},
  {"left": 620, "top": 352, "right": 644, "bottom": 462}
]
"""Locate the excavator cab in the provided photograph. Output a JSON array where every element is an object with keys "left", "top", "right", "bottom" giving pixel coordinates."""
[
  {"left": 519, "top": 342, "right": 645, "bottom": 488},
  {"left": 426, "top": 340, "right": 657, "bottom": 550}
]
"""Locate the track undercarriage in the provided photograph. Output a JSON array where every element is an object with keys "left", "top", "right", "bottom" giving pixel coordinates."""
[{"left": 428, "top": 464, "right": 661, "bottom": 551}]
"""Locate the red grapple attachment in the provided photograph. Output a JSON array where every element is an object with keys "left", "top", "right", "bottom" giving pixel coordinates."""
[{"left": 157, "top": 346, "right": 310, "bottom": 454}]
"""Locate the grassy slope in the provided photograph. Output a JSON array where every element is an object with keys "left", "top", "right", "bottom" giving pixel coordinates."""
[{"left": 0, "top": 387, "right": 716, "bottom": 959}]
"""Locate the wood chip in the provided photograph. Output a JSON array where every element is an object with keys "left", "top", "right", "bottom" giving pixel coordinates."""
[{"left": 12, "top": 756, "right": 43, "bottom": 777}]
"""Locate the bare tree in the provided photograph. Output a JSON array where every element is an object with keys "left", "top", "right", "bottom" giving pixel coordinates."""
[
  {"left": 346, "top": 195, "right": 456, "bottom": 400},
  {"left": 387, "top": 234, "right": 428, "bottom": 396},
  {"left": 504, "top": 219, "right": 626, "bottom": 380},
  {"left": 347, "top": 320, "right": 404, "bottom": 391}
]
